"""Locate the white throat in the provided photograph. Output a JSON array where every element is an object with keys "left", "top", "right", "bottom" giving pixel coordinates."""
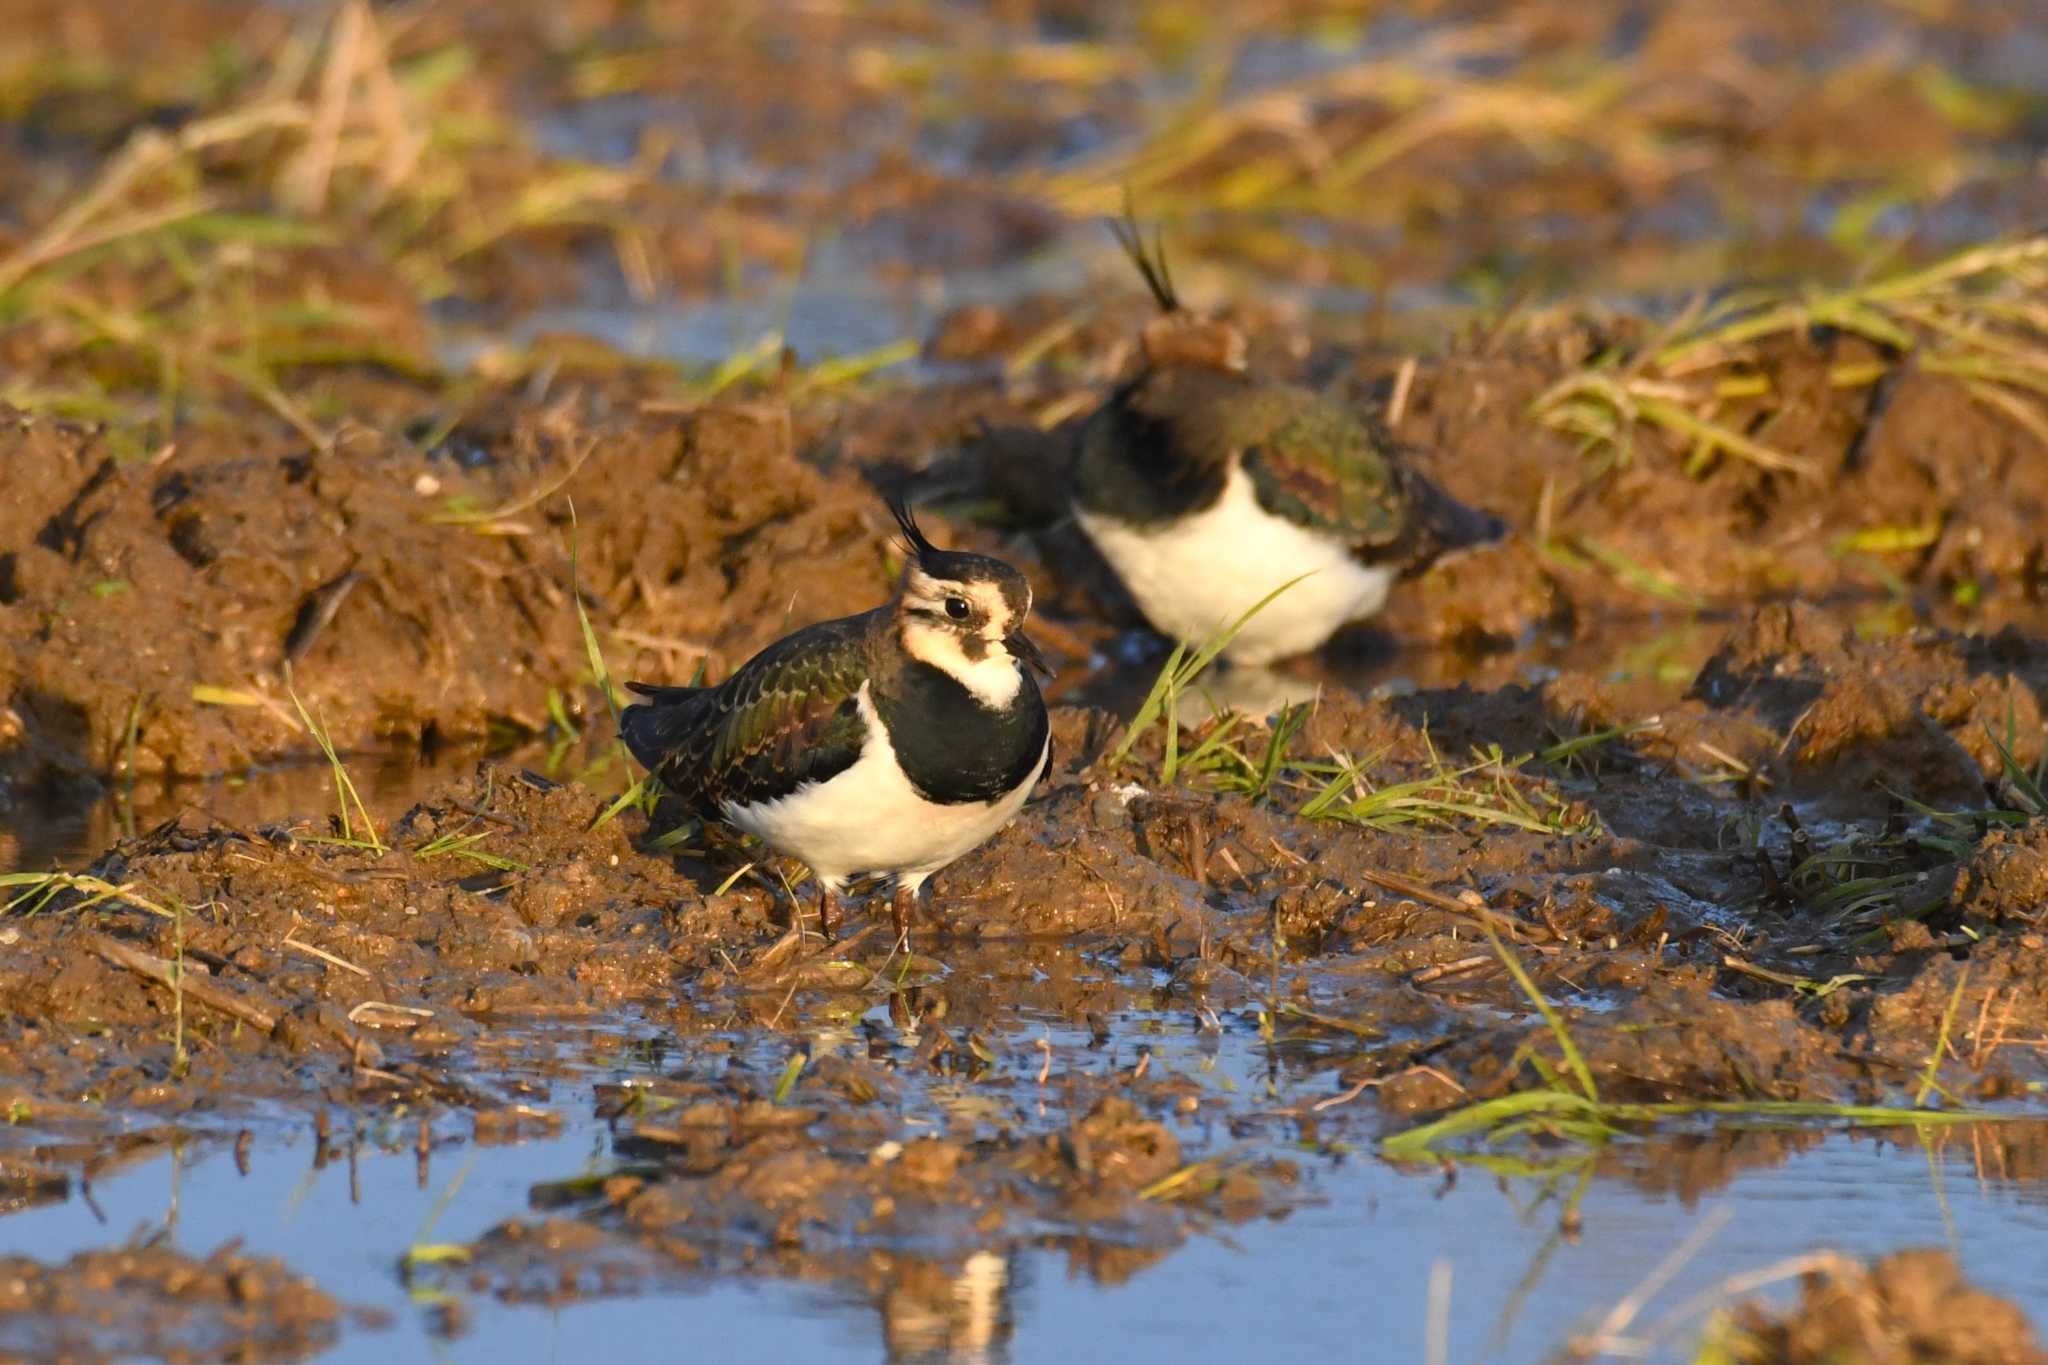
[{"left": 901, "top": 621, "right": 1023, "bottom": 709}]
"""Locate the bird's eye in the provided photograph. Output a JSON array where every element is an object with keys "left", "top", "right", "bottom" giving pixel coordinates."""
[{"left": 944, "top": 596, "right": 971, "bottom": 621}]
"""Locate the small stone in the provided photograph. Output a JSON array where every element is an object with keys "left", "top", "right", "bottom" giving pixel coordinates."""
[{"left": 1091, "top": 791, "right": 1130, "bottom": 829}]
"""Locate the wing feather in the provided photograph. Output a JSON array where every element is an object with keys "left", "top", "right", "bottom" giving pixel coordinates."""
[
  {"left": 1108, "top": 368, "right": 1404, "bottom": 547},
  {"left": 621, "top": 612, "right": 878, "bottom": 812}
]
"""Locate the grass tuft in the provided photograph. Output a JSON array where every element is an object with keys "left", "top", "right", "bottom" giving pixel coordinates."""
[
  {"left": 1294, "top": 734, "right": 1598, "bottom": 838},
  {"left": 0, "top": 871, "right": 175, "bottom": 921},
  {"left": 287, "top": 686, "right": 384, "bottom": 854},
  {"left": 414, "top": 830, "right": 527, "bottom": 873},
  {"left": 1379, "top": 880, "right": 2014, "bottom": 1164},
  {"left": 1535, "top": 234, "right": 2048, "bottom": 479},
  {"left": 1109, "top": 575, "right": 1309, "bottom": 777},
  {"left": 1382, "top": 1091, "right": 2013, "bottom": 1165}
]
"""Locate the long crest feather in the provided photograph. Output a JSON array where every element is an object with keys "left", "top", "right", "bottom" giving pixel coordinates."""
[
  {"left": 887, "top": 493, "right": 939, "bottom": 567},
  {"left": 1107, "top": 191, "right": 1178, "bottom": 315}
]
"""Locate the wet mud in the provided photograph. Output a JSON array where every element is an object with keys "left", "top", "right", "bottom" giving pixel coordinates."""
[
  {"left": 1722, "top": 1250, "right": 2048, "bottom": 1365},
  {"left": 3, "top": 0, "right": 2048, "bottom": 1358}
]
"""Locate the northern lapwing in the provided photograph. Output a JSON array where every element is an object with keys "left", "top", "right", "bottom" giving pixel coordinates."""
[
  {"left": 1071, "top": 217, "right": 1505, "bottom": 666},
  {"left": 621, "top": 499, "right": 1053, "bottom": 944}
]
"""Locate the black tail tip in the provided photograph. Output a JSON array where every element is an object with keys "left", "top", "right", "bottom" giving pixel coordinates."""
[
  {"left": 1399, "top": 480, "right": 1508, "bottom": 575},
  {"left": 1467, "top": 507, "right": 1510, "bottom": 547},
  {"left": 1438, "top": 501, "right": 1508, "bottom": 554}
]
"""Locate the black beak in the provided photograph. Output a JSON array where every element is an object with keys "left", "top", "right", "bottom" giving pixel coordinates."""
[{"left": 1006, "top": 631, "right": 1056, "bottom": 679}]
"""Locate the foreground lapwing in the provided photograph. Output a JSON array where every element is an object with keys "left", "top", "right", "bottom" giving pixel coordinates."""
[
  {"left": 620, "top": 499, "right": 1053, "bottom": 945},
  {"left": 1071, "top": 217, "right": 1505, "bottom": 667}
]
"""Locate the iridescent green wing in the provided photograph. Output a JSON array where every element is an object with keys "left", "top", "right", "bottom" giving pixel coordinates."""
[
  {"left": 663, "top": 614, "right": 877, "bottom": 811},
  {"left": 1229, "top": 384, "right": 1405, "bottom": 551},
  {"left": 1099, "top": 368, "right": 1406, "bottom": 548}
]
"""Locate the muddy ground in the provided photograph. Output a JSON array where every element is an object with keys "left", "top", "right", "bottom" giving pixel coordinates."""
[{"left": 3, "top": 0, "right": 2048, "bottom": 1359}]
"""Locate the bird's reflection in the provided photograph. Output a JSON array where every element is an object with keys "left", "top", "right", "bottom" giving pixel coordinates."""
[
  {"left": 1170, "top": 665, "right": 1323, "bottom": 729},
  {"left": 879, "top": 1249, "right": 1012, "bottom": 1363}
]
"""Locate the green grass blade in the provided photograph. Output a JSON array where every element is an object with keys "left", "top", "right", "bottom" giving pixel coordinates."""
[
  {"left": 1108, "top": 574, "right": 1311, "bottom": 769},
  {"left": 1915, "top": 967, "right": 1970, "bottom": 1108},
  {"left": 287, "top": 687, "right": 383, "bottom": 854},
  {"left": 1475, "top": 911, "right": 1598, "bottom": 1104},
  {"left": 1382, "top": 1091, "right": 1601, "bottom": 1161},
  {"left": 566, "top": 499, "right": 623, "bottom": 730},
  {"left": 773, "top": 1051, "right": 807, "bottom": 1103},
  {"left": 1109, "top": 641, "right": 1188, "bottom": 766},
  {"left": 589, "top": 776, "right": 650, "bottom": 832}
]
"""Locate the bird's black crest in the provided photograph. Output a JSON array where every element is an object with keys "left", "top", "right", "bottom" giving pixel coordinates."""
[
  {"left": 1107, "top": 191, "right": 1178, "bottom": 315},
  {"left": 888, "top": 494, "right": 940, "bottom": 566},
  {"left": 884, "top": 496, "right": 1028, "bottom": 604}
]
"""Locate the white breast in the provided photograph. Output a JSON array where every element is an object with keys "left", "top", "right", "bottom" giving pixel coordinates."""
[
  {"left": 721, "top": 683, "right": 1045, "bottom": 893},
  {"left": 1076, "top": 462, "right": 1392, "bottom": 666}
]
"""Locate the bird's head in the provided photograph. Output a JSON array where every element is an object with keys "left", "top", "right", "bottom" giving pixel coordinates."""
[{"left": 888, "top": 497, "right": 1052, "bottom": 706}]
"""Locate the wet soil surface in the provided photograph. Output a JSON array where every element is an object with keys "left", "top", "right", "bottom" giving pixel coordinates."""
[{"left": 5, "top": 0, "right": 2048, "bottom": 1360}]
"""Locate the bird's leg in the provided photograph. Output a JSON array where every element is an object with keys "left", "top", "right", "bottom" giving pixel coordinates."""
[
  {"left": 890, "top": 880, "right": 918, "bottom": 950},
  {"left": 817, "top": 882, "right": 841, "bottom": 942}
]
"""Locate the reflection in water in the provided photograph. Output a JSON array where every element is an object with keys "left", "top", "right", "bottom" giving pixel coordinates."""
[
  {"left": 1, "top": 739, "right": 570, "bottom": 874},
  {"left": 1170, "top": 665, "right": 1326, "bottom": 728},
  {"left": 881, "top": 1250, "right": 1013, "bottom": 1363},
  {"left": 1, "top": 1003, "right": 2047, "bottom": 1362}
]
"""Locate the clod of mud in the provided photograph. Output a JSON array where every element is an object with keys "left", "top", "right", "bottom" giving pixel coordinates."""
[
  {"left": 1953, "top": 825, "right": 2048, "bottom": 927},
  {"left": 1725, "top": 1249, "right": 2048, "bottom": 1365},
  {"left": 1688, "top": 603, "right": 2047, "bottom": 804}
]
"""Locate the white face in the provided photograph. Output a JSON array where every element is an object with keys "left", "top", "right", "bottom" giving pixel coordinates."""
[
  {"left": 902, "top": 567, "right": 1021, "bottom": 642},
  {"left": 898, "top": 567, "right": 1030, "bottom": 709}
]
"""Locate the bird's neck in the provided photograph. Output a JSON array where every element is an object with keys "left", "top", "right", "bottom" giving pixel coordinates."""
[{"left": 1074, "top": 368, "right": 1243, "bottom": 527}]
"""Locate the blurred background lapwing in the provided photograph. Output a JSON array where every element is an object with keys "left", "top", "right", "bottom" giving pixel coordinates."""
[{"left": 1071, "top": 215, "right": 1506, "bottom": 666}]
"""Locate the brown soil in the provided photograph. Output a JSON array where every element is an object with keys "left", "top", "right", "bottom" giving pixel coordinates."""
[
  {"left": 1725, "top": 1249, "right": 2048, "bottom": 1365},
  {"left": 3, "top": 0, "right": 2047, "bottom": 1357}
]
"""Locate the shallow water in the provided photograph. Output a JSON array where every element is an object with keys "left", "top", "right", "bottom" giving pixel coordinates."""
[{"left": 7, "top": 997, "right": 2045, "bottom": 1363}]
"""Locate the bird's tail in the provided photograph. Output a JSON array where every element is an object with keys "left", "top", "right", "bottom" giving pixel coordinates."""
[
  {"left": 1392, "top": 473, "right": 1508, "bottom": 576},
  {"left": 619, "top": 681, "right": 708, "bottom": 773}
]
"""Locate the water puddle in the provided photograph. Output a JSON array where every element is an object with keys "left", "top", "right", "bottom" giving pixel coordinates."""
[
  {"left": 6, "top": 994, "right": 2045, "bottom": 1362},
  {"left": 3, "top": 747, "right": 493, "bottom": 876}
]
